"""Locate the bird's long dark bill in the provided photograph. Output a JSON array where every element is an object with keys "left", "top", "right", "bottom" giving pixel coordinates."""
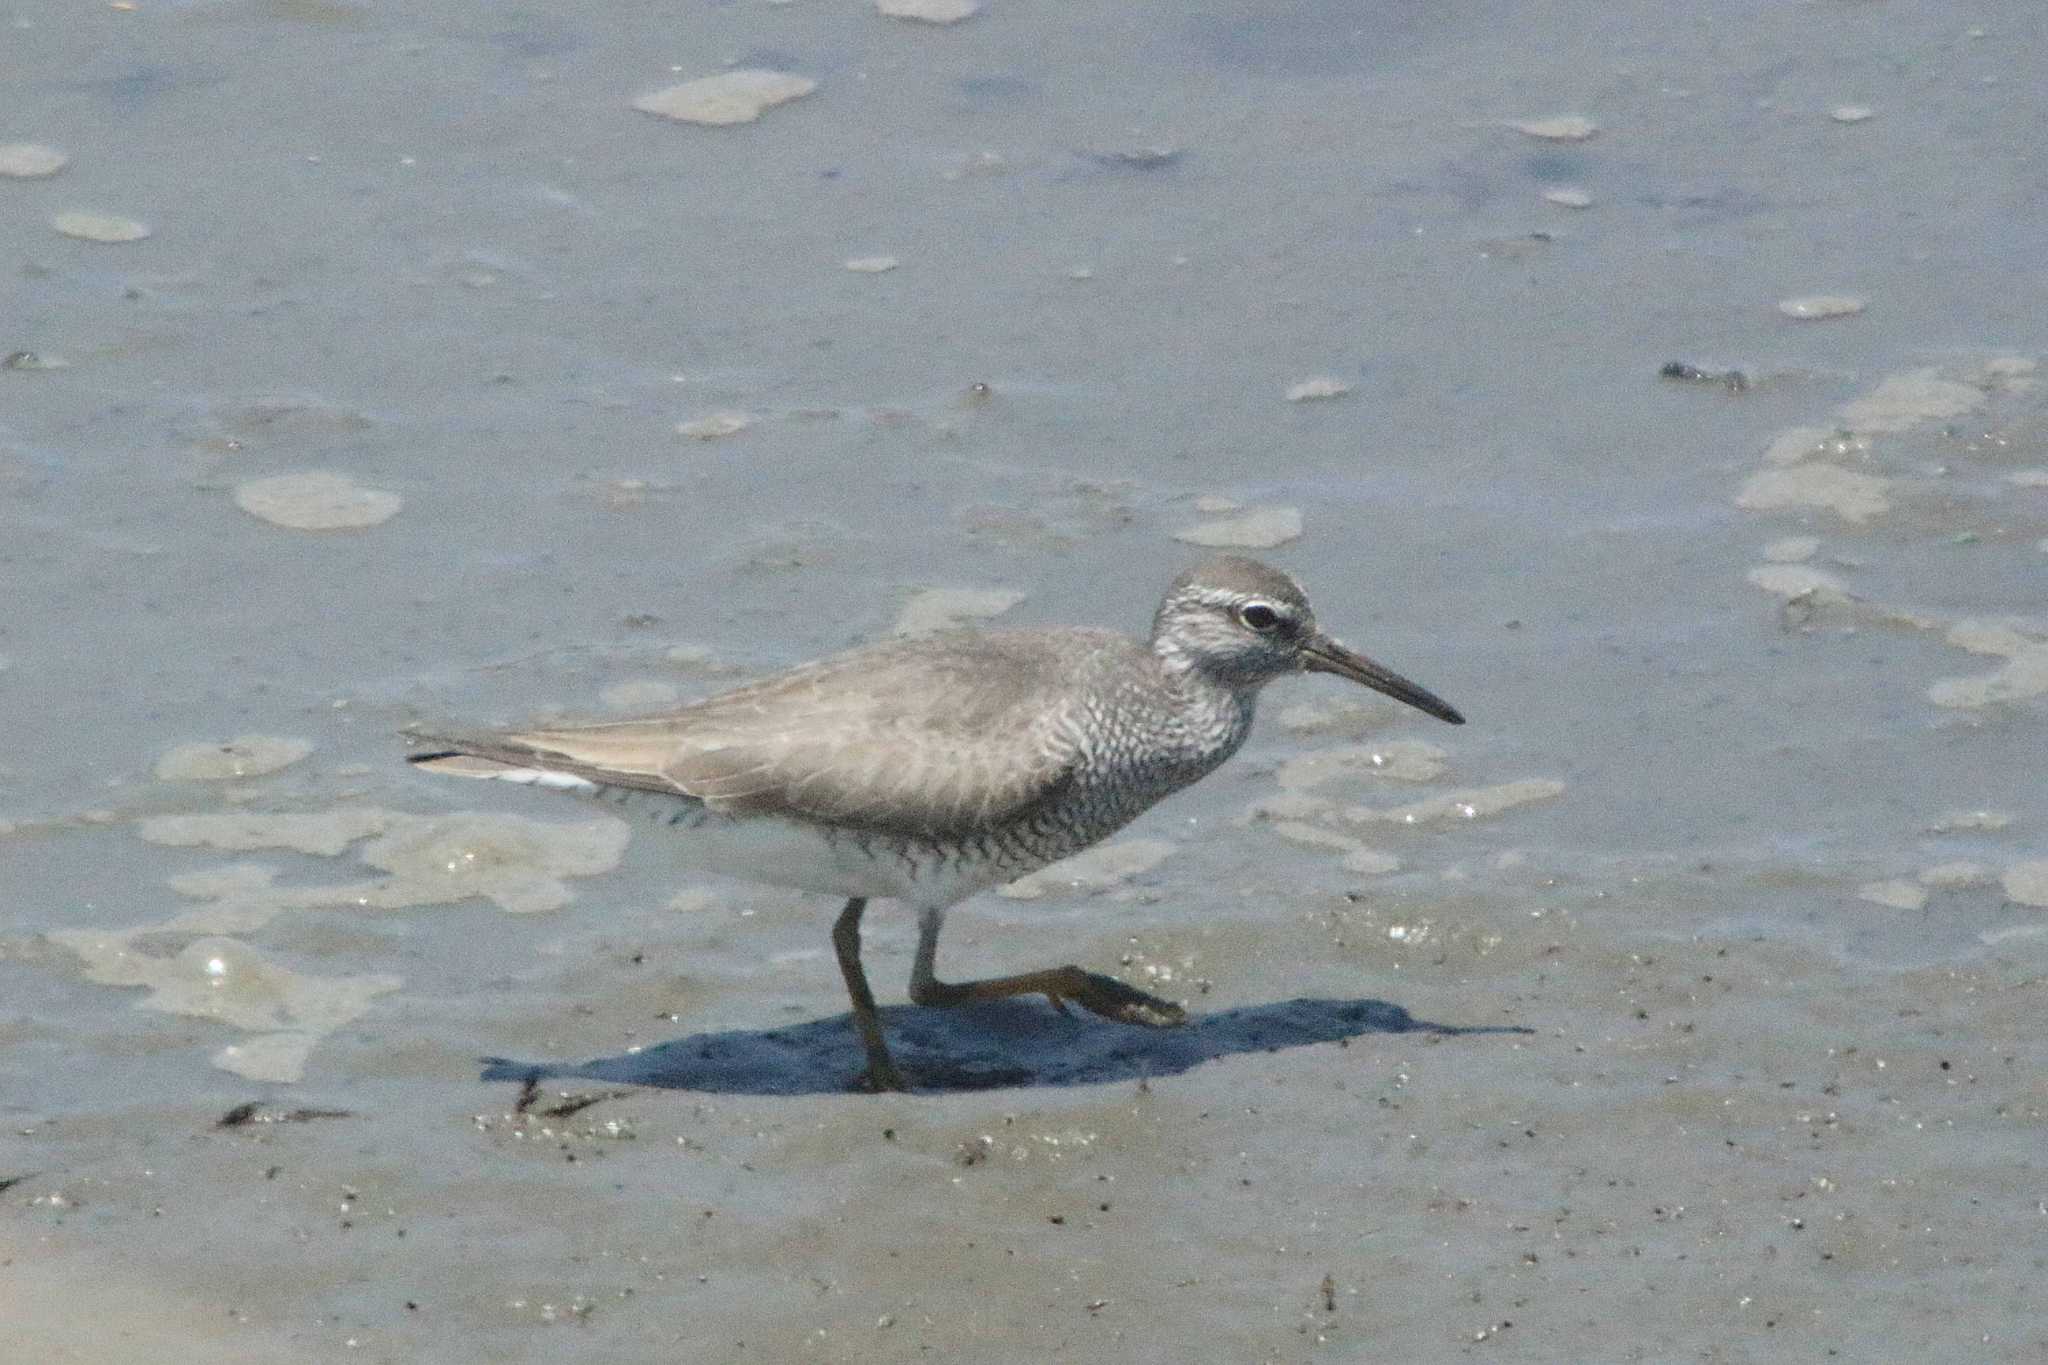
[{"left": 1301, "top": 636, "right": 1465, "bottom": 725}]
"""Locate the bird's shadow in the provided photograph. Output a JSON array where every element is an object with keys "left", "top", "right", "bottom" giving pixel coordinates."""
[{"left": 482, "top": 997, "right": 1532, "bottom": 1097}]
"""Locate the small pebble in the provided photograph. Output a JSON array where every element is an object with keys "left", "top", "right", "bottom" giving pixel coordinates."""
[
  {"left": 1830, "top": 105, "right": 1875, "bottom": 124},
  {"left": 1542, "top": 187, "right": 1593, "bottom": 208},
  {"left": 844, "top": 256, "right": 899, "bottom": 273}
]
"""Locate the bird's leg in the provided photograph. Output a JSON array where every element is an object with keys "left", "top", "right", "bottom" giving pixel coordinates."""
[
  {"left": 830, "top": 897, "right": 909, "bottom": 1092},
  {"left": 907, "top": 906, "right": 1186, "bottom": 1027}
]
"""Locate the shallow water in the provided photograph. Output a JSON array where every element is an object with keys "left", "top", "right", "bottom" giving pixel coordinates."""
[{"left": 4, "top": 1, "right": 2045, "bottom": 1360}]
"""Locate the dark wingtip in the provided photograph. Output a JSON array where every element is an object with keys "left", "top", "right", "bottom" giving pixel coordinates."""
[{"left": 406, "top": 749, "right": 464, "bottom": 765}]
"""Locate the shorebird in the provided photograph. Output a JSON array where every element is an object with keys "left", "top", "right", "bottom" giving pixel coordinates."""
[{"left": 408, "top": 556, "right": 1463, "bottom": 1091}]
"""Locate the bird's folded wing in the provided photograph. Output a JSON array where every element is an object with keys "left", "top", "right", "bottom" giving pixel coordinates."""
[{"left": 411, "top": 632, "right": 1097, "bottom": 837}]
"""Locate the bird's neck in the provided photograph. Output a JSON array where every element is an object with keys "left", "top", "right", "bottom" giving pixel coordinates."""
[{"left": 1147, "top": 638, "right": 1260, "bottom": 755}]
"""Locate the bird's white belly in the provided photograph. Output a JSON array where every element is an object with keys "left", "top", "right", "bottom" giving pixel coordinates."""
[{"left": 591, "top": 783, "right": 1017, "bottom": 906}]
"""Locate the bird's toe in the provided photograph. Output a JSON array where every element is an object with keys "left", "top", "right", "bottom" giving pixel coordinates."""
[{"left": 1070, "top": 971, "right": 1186, "bottom": 1028}]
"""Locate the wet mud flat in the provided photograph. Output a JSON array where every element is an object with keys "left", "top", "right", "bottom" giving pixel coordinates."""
[
  {"left": 5, "top": 0, "right": 2048, "bottom": 1359},
  {"left": 4, "top": 696, "right": 2043, "bottom": 1360},
  {"left": 5, "top": 905, "right": 2045, "bottom": 1364}
]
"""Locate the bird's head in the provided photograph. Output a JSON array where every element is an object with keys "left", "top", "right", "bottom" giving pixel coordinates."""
[{"left": 1151, "top": 555, "right": 1463, "bottom": 724}]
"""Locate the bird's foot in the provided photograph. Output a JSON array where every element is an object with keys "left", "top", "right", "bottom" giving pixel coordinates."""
[{"left": 1051, "top": 969, "right": 1187, "bottom": 1028}]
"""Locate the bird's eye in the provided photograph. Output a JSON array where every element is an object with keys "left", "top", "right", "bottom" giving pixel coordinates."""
[{"left": 1238, "top": 602, "right": 1282, "bottom": 632}]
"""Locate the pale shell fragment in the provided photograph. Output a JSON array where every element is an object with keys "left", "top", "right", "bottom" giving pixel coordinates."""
[
  {"left": 53, "top": 210, "right": 150, "bottom": 242},
  {"left": 678, "top": 411, "right": 753, "bottom": 439},
  {"left": 2004, "top": 860, "right": 2048, "bottom": 908},
  {"left": 1172, "top": 506, "right": 1303, "bottom": 550},
  {"left": 877, "top": 0, "right": 979, "bottom": 21},
  {"left": 0, "top": 143, "right": 68, "bottom": 177},
  {"left": 234, "top": 471, "right": 402, "bottom": 530},
  {"left": 1286, "top": 377, "right": 1351, "bottom": 402},
  {"left": 1514, "top": 116, "right": 1597, "bottom": 141},
  {"left": 633, "top": 71, "right": 816, "bottom": 126},
  {"left": 1778, "top": 295, "right": 1866, "bottom": 320}
]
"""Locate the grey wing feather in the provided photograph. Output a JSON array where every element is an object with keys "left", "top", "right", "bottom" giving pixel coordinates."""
[{"left": 410, "top": 630, "right": 1109, "bottom": 837}]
